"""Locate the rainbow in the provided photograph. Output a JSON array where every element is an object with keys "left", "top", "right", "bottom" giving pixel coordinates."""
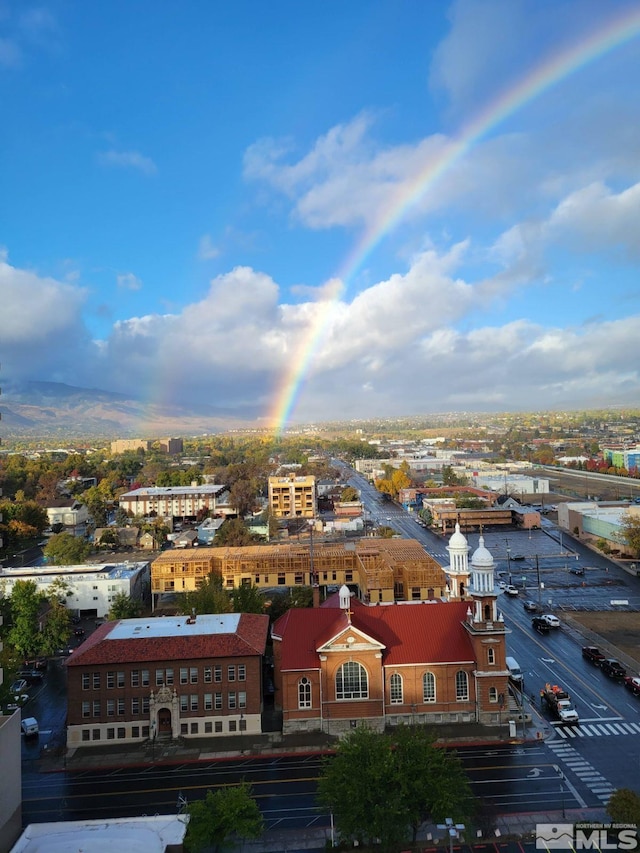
[{"left": 269, "top": 6, "right": 640, "bottom": 433}]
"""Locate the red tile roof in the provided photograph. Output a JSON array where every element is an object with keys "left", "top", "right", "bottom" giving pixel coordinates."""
[
  {"left": 67, "top": 613, "right": 269, "bottom": 666},
  {"left": 273, "top": 600, "right": 474, "bottom": 671}
]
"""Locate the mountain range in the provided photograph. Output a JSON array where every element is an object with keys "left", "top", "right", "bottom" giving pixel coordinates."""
[{"left": 0, "top": 381, "right": 259, "bottom": 440}]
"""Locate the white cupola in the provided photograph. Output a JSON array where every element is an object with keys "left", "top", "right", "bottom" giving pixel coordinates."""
[{"left": 446, "top": 522, "right": 471, "bottom": 600}]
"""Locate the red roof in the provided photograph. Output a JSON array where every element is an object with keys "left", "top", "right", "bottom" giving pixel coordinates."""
[
  {"left": 67, "top": 613, "right": 269, "bottom": 666},
  {"left": 273, "top": 599, "right": 474, "bottom": 671}
]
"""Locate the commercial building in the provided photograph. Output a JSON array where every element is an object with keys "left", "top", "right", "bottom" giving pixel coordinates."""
[
  {"left": 268, "top": 475, "right": 317, "bottom": 518},
  {"left": 118, "top": 484, "right": 228, "bottom": 520},
  {"left": 272, "top": 527, "right": 509, "bottom": 735},
  {"left": 0, "top": 562, "right": 149, "bottom": 620},
  {"left": 66, "top": 612, "right": 269, "bottom": 748},
  {"left": 110, "top": 437, "right": 184, "bottom": 455},
  {"left": 151, "top": 538, "right": 447, "bottom": 605}
]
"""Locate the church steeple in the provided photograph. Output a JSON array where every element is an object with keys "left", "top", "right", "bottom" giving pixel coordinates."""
[
  {"left": 445, "top": 522, "right": 471, "bottom": 600},
  {"left": 469, "top": 535, "right": 500, "bottom": 625}
]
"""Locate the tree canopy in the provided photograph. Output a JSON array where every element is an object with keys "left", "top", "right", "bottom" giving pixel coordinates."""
[
  {"left": 608, "top": 788, "right": 640, "bottom": 825},
  {"left": 108, "top": 591, "right": 143, "bottom": 620},
  {"left": 44, "top": 532, "right": 92, "bottom": 565},
  {"left": 619, "top": 512, "right": 640, "bottom": 558},
  {"left": 183, "top": 782, "right": 264, "bottom": 853},
  {"left": 317, "top": 725, "right": 473, "bottom": 850}
]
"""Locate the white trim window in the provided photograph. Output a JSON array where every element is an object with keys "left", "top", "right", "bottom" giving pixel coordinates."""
[
  {"left": 423, "top": 671, "right": 436, "bottom": 703},
  {"left": 336, "top": 661, "right": 368, "bottom": 700},
  {"left": 455, "top": 670, "right": 469, "bottom": 701},
  {"left": 298, "top": 677, "right": 312, "bottom": 709},
  {"left": 390, "top": 673, "right": 403, "bottom": 704}
]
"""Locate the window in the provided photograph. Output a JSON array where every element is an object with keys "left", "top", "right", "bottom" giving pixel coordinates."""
[
  {"left": 156, "top": 669, "right": 164, "bottom": 686},
  {"left": 92, "top": 729, "right": 100, "bottom": 740},
  {"left": 239, "top": 718, "right": 247, "bottom": 731},
  {"left": 93, "top": 701, "right": 101, "bottom": 717},
  {"left": 117, "top": 728, "right": 125, "bottom": 739},
  {"left": 204, "top": 693, "right": 213, "bottom": 711},
  {"left": 215, "top": 721, "right": 223, "bottom": 733},
  {"left": 131, "top": 697, "right": 140, "bottom": 714},
  {"left": 142, "top": 697, "right": 150, "bottom": 714},
  {"left": 117, "top": 671, "right": 125, "bottom": 688},
  {"left": 107, "top": 728, "right": 115, "bottom": 740},
  {"left": 238, "top": 691, "right": 246, "bottom": 709},
  {"left": 190, "top": 722, "right": 198, "bottom": 734},
  {"left": 228, "top": 665, "right": 236, "bottom": 682},
  {"left": 190, "top": 694, "right": 198, "bottom": 711},
  {"left": 487, "top": 648, "right": 495, "bottom": 665},
  {"left": 455, "top": 670, "right": 469, "bottom": 702},
  {"left": 107, "top": 671, "right": 115, "bottom": 689},
  {"left": 82, "top": 673, "right": 90, "bottom": 690},
  {"left": 82, "top": 729, "right": 90, "bottom": 741},
  {"left": 132, "top": 726, "right": 140, "bottom": 738},
  {"left": 229, "top": 720, "right": 237, "bottom": 732},
  {"left": 204, "top": 666, "right": 212, "bottom": 683},
  {"left": 489, "top": 687, "right": 498, "bottom": 703},
  {"left": 298, "top": 677, "right": 312, "bottom": 709},
  {"left": 180, "top": 723, "right": 188, "bottom": 735},
  {"left": 335, "top": 661, "right": 368, "bottom": 700},
  {"left": 117, "top": 698, "right": 125, "bottom": 715},
  {"left": 93, "top": 673, "right": 101, "bottom": 689},
  {"left": 180, "top": 668, "right": 188, "bottom": 684},
  {"left": 141, "top": 670, "right": 149, "bottom": 687},
  {"left": 131, "top": 670, "right": 140, "bottom": 688},
  {"left": 228, "top": 691, "right": 236, "bottom": 709},
  {"left": 180, "top": 695, "right": 188, "bottom": 712},
  {"left": 390, "top": 673, "right": 403, "bottom": 704},
  {"left": 190, "top": 667, "right": 198, "bottom": 684},
  {"left": 205, "top": 721, "right": 213, "bottom": 733},
  {"left": 214, "top": 665, "right": 222, "bottom": 683},
  {"left": 215, "top": 692, "right": 222, "bottom": 710},
  {"left": 82, "top": 701, "right": 90, "bottom": 718},
  {"left": 166, "top": 668, "right": 174, "bottom": 685},
  {"left": 423, "top": 672, "right": 436, "bottom": 703},
  {"left": 107, "top": 699, "right": 115, "bottom": 717},
  {"left": 238, "top": 665, "right": 246, "bottom": 682}
]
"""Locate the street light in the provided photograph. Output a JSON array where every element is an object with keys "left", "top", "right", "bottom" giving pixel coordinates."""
[{"left": 437, "top": 818, "right": 465, "bottom": 853}]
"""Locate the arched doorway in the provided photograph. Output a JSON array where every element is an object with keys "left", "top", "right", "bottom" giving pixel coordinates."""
[{"left": 158, "top": 708, "right": 172, "bottom": 735}]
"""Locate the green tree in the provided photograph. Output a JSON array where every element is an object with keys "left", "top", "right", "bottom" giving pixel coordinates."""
[
  {"left": 317, "top": 726, "right": 408, "bottom": 850},
  {"left": 317, "top": 725, "right": 473, "bottom": 850},
  {"left": 82, "top": 486, "right": 108, "bottom": 527},
  {"left": 231, "top": 584, "right": 265, "bottom": 614},
  {"left": 340, "top": 486, "right": 360, "bottom": 502},
  {"left": 180, "top": 573, "right": 232, "bottom": 616},
  {"left": 7, "top": 580, "right": 43, "bottom": 658},
  {"left": 620, "top": 512, "right": 640, "bottom": 558},
  {"left": 40, "top": 598, "right": 72, "bottom": 656},
  {"left": 44, "top": 532, "right": 92, "bottom": 565},
  {"left": 214, "top": 518, "right": 260, "bottom": 547},
  {"left": 229, "top": 478, "right": 260, "bottom": 518},
  {"left": 184, "top": 783, "right": 264, "bottom": 853},
  {"left": 108, "top": 591, "right": 143, "bottom": 620},
  {"left": 607, "top": 788, "right": 640, "bottom": 825}
]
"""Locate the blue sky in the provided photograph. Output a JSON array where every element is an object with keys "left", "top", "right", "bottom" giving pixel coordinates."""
[{"left": 1, "top": 0, "right": 640, "bottom": 427}]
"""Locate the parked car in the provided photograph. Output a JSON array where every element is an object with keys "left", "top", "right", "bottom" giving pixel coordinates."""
[
  {"left": 497, "top": 581, "right": 507, "bottom": 590},
  {"left": 623, "top": 675, "right": 640, "bottom": 696},
  {"left": 601, "top": 659, "right": 627, "bottom": 679},
  {"left": 505, "top": 585, "right": 519, "bottom": 596},
  {"left": 540, "top": 614, "right": 560, "bottom": 628},
  {"left": 523, "top": 600, "right": 539, "bottom": 613},
  {"left": 9, "top": 679, "right": 28, "bottom": 694},
  {"left": 570, "top": 567, "right": 585, "bottom": 576},
  {"left": 511, "top": 554, "right": 525, "bottom": 561},
  {"left": 532, "top": 617, "right": 550, "bottom": 634},
  {"left": 582, "top": 646, "right": 606, "bottom": 665},
  {"left": 17, "top": 669, "right": 43, "bottom": 684},
  {"left": 21, "top": 717, "right": 39, "bottom": 736},
  {"left": 6, "top": 695, "right": 29, "bottom": 712}
]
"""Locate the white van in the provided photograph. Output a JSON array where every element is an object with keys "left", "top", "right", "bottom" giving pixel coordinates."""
[
  {"left": 506, "top": 656, "right": 523, "bottom": 685},
  {"left": 21, "top": 717, "right": 39, "bottom": 736}
]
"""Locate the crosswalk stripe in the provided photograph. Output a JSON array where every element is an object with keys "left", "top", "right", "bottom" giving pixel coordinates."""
[
  {"left": 604, "top": 723, "right": 621, "bottom": 734},
  {"left": 622, "top": 722, "right": 640, "bottom": 734}
]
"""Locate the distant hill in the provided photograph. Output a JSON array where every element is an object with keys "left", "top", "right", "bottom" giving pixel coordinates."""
[{"left": 0, "top": 380, "right": 258, "bottom": 439}]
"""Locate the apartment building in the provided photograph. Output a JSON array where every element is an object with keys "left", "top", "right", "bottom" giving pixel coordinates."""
[
  {"left": 118, "top": 484, "right": 228, "bottom": 520},
  {"left": 268, "top": 475, "right": 317, "bottom": 518}
]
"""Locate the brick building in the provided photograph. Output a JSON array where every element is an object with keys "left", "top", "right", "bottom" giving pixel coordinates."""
[
  {"left": 272, "top": 528, "right": 509, "bottom": 735},
  {"left": 66, "top": 612, "right": 269, "bottom": 748}
]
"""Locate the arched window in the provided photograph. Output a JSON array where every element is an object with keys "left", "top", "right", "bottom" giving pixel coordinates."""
[
  {"left": 488, "top": 686, "right": 498, "bottom": 703},
  {"left": 422, "top": 671, "right": 436, "bottom": 703},
  {"left": 484, "top": 603, "right": 491, "bottom": 620},
  {"left": 298, "top": 677, "right": 311, "bottom": 709},
  {"left": 487, "top": 647, "right": 495, "bottom": 665},
  {"left": 390, "top": 673, "right": 403, "bottom": 704},
  {"left": 455, "top": 670, "right": 469, "bottom": 701},
  {"left": 336, "top": 661, "right": 368, "bottom": 700}
]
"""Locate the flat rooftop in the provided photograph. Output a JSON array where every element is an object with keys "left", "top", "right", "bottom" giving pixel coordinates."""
[{"left": 108, "top": 613, "right": 241, "bottom": 640}]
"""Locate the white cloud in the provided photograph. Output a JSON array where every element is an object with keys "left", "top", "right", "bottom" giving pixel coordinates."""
[
  {"left": 198, "top": 234, "right": 220, "bottom": 260},
  {"left": 97, "top": 149, "right": 157, "bottom": 176},
  {"left": 117, "top": 272, "right": 143, "bottom": 291}
]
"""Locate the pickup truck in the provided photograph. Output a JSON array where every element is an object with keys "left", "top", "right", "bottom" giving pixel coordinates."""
[
  {"left": 541, "top": 683, "right": 579, "bottom": 724},
  {"left": 582, "top": 646, "right": 606, "bottom": 665},
  {"left": 601, "top": 659, "right": 627, "bottom": 679}
]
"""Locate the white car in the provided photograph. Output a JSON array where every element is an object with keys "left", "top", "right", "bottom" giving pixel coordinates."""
[
  {"left": 505, "top": 585, "right": 519, "bottom": 596},
  {"left": 540, "top": 613, "right": 560, "bottom": 628},
  {"left": 498, "top": 581, "right": 507, "bottom": 590}
]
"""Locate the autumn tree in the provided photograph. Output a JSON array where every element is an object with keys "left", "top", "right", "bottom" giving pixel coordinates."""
[
  {"left": 214, "top": 518, "right": 260, "bottom": 547},
  {"left": 340, "top": 486, "right": 360, "bottom": 502},
  {"left": 619, "top": 512, "right": 640, "bottom": 558}
]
